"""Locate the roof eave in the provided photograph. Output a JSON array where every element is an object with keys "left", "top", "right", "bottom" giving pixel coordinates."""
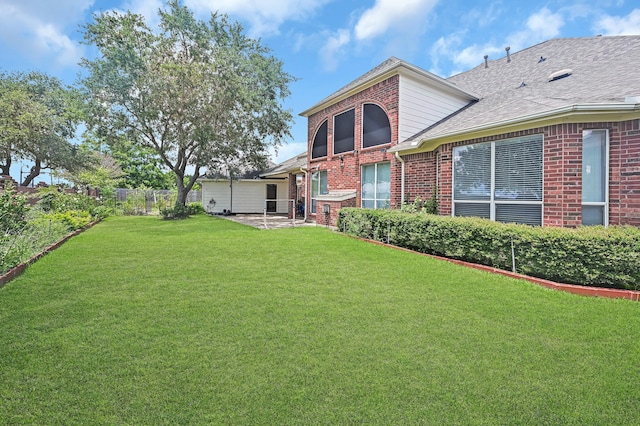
[
  {"left": 299, "top": 62, "right": 477, "bottom": 118},
  {"left": 391, "top": 103, "right": 640, "bottom": 154}
]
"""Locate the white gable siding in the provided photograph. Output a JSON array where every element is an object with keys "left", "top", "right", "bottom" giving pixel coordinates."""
[
  {"left": 202, "top": 181, "right": 231, "bottom": 213},
  {"left": 201, "top": 180, "right": 289, "bottom": 214},
  {"left": 398, "top": 74, "right": 470, "bottom": 142}
]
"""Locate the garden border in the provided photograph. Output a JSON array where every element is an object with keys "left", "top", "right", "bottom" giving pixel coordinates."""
[
  {"left": 0, "top": 221, "right": 100, "bottom": 289},
  {"left": 356, "top": 236, "right": 640, "bottom": 302}
]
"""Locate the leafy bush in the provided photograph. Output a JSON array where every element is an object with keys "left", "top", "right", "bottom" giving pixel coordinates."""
[
  {"left": 0, "top": 184, "right": 28, "bottom": 234},
  {"left": 160, "top": 202, "right": 204, "bottom": 219},
  {"left": 37, "top": 187, "right": 108, "bottom": 219},
  {"left": 187, "top": 202, "right": 204, "bottom": 215},
  {"left": 160, "top": 204, "right": 189, "bottom": 219},
  {"left": 401, "top": 191, "right": 438, "bottom": 215},
  {"left": 1, "top": 213, "right": 71, "bottom": 273},
  {"left": 40, "top": 211, "right": 93, "bottom": 231},
  {"left": 0, "top": 186, "right": 106, "bottom": 275},
  {"left": 337, "top": 208, "right": 640, "bottom": 291}
]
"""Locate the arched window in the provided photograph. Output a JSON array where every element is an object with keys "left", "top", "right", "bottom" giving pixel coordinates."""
[
  {"left": 334, "top": 109, "right": 355, "bottom": 154},
  {"left": 362, "top": 104, "right": 391, "bottom": 148},
  {"left": 311, "top": 120, "right": 328, "bottom": 159}
]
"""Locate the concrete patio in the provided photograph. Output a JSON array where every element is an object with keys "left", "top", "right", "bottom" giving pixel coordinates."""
[{"left": 216, "top": 214, "right": 315, "bottom": 229}]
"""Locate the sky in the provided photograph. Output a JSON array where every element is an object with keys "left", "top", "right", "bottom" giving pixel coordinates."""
[{"left": 1, "top": 0, "right": 640, "bottom": 179}]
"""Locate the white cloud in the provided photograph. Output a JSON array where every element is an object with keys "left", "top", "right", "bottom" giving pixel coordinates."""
[
  {"left": 186, "top": 0, "right": 332, "bottom": 37},
  {"left": 596, "top": 9, "right": 640, "bottom": 35},
  {"left": 0, "top": 0, "right": 92, "bottom": 25},
  {"left": 319, "top": 29, "right": 351, "bottom": 72},
  {"left": 0, "top": 0, "right": 87, "bottom": 68},
  {"left": 270, "top": 141, "right": 307, "bottom": 163},
  {"left": 429, "top": 32, "right": 464, "bottom": 75},
  {"left": 525, "top": 7, "right": 564, "bottom": 40},
  {"left": 354, "top": 0, "right": 439, "bottom": 41},
  {"left": 431, "top": 7, "right": 565, "bottom": 74},
  {"left": 453, "top": 43, "right": 502, "bottom": 69},
  {"left": 500, "top": 7, "right": 564, "bottom": 54},
  {"left": 461, "top": 2, "right": 503, "bottom": 28},
  {"left": 119, "top": 0, "right": 165, "bottom": 27}
]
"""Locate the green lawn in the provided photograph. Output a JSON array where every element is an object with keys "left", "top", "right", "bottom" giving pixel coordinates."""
[{"left": 1, "top": 215, "right": 639, "bottom": 424}]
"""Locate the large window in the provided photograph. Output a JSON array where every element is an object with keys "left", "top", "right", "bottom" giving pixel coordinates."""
[
  {"left": 311, "top": 170, "right": 327, "bottom": 214},
  {"left": 362, "top": 162, "right": 391, "bottom": 209},
  {"left": 582, "top": 129, "right": 608, "bottom": 225},
  {"left": 334, "top": 109, "right": 355, "bottom": 154},
  {"left": 362, "top": 103, "right": 391, "bottom": 148},
  {"left": 453, "top": 135, "right": 543, "bottom": 225},
  {"left": 311, "top": 120, "right": 328, "bottom": 159}
]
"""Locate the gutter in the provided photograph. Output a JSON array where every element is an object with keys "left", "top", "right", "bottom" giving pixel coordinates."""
[
  {"left": 391, "top": 102, "right": 640, "bottom": 154},
  {"left": 394, "top": 152, "right": 405, "bottom": 207}
]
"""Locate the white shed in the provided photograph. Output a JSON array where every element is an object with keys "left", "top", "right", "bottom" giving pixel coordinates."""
[{"left": 200, "top": 178, "right": 289, "bottom": 214}]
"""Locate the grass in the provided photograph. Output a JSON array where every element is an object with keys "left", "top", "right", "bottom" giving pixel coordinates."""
[{"left": 1, "top": 215, "right": 639, "bottom": 424}]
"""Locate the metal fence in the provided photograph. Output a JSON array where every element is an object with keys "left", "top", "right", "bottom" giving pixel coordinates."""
[{"left": 113, "top": 188, "right": 201, "bottom": 215}]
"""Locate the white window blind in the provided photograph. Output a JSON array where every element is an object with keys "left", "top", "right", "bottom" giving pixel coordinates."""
[{"left": 453, "top": 135, "right": 543, "bottom": 225}]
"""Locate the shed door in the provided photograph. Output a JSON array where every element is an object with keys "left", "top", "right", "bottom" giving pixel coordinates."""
[{"left": 266, "top": 184, "right": 277, "bottom": 213}]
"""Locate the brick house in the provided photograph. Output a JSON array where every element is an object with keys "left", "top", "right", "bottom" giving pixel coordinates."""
[{"left": 299, "top": 35, "right": 640, "bottom": 227}]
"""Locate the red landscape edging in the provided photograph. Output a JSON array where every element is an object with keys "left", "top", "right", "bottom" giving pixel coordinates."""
[
  {"left": 358, "top": 236, "right": 640, "bottom": 301},
  {"left": 0, "top": 221, "right": 100, "bottom": 289}
]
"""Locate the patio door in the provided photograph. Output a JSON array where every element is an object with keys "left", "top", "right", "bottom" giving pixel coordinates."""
[{"left": 266, "top": 184, "right": 277, "bottom": 213}]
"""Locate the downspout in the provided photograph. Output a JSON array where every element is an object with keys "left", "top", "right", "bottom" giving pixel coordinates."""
[
  {"left": 229, "top": 177, "right": 233, "bottom": 213},
  {"left": 395, "top": 152, "right": 405, "bottom": 207},
  {"left": 436, "top": 148, "right": 440, "bottom": 208},
  {"left": 300, "top": 167, "right": 308, "bottom": 222}
]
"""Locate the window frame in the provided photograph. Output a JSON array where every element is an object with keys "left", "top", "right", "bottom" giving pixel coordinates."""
[
  {"left": 581, "top": 129, "right": 609, "bottom": 226},
  {"left": 333, "top": 108, "right": 355, "bottom": 155},
  {"left": 311, "top": 120, "right": 328, "bottom": 159},
  {"left": 361, "top": 162, "right": 391, "bottom": 209},
  {"left": 362, "top": 103, "right": 391, "bottom": 149},
  {"left": 310, "top": 170, "right": 328, "bottom": 214},
  {"left": 452, "top": 134, "right": 544, "bottom": 226}
]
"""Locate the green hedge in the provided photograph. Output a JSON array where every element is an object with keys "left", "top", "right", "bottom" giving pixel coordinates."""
[{"left": 337, "top": 208, "right": 640, "bottom": 291}]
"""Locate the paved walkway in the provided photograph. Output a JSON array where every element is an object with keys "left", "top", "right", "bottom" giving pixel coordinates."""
[{"left": 217, "top": 214, "right": 314, "bottom": 229}]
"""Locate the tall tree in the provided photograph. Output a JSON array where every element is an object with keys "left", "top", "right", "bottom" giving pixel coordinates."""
[
  {"left": 80, "top": 0, "right": 295, "bottom": 207},
  {"left": 0, "top": 70, "right": 87, "bottom": 185},
  {"left": 82, "top": 133, "right": 174, "bottom": 189}
]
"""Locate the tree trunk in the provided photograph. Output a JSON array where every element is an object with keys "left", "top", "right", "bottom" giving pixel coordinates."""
[
  {"left": 174, "top": 172, "right": 187, "bottom": 208},
  {"left": 173, "top": 169, "right": 200, "bottom": 209},
  {"left": 22, "top": 160, "right": 41, "bottom": 187},
  {"left": 0, "top": 156, "right": 10, "bottom": 176}
]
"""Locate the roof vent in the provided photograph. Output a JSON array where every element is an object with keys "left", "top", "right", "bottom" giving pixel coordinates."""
[
  {"left": 484, "top": 55, "right": 489, "bottom": 68},
  {"left": 505, "top": 46, "right": 511, "bottom": 63},
  {"left": 538, "top": 56, "right": 546, "bottom": 63},
  {"left": 518, "top": 81, "right": 526, "bottom": 88},
  {"left": 548, "top": 68, "right": 573, "bottom": 82}
]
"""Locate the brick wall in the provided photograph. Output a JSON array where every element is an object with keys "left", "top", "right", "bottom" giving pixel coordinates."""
[
  {"left": 306, "top": 75, "right": 401, "bottom": 225},
  {"left": 431, "top": 119, "right": 640, "bottom": 227},
  {"left": 610, "top": 119, "right": 640, "bottom": 226},
  {"left": 402, "top": 151, "right": 437, "bottom": 207}
]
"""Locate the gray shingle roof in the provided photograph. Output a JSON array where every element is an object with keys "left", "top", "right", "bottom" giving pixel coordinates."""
[
  {"left": 260, "top": 151, "right": 307, "bottom": 177},
  {"left": 392, "top": 35, "right": 640, "bottom": 152},
  {"left": 299, "top": 56, "right": 476, "bottom": 117},
  {"left": 300, "top": 57, "right": 402, "bottom": 115}
]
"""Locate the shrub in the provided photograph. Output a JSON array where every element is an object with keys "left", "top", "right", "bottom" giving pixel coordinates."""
[
  {"left": 337, "top": 208, "right": 640, "bottom": 291},
  {"left": 186, "top": 202, "right": 204, "bottom": 215},
  {"left": 37, "top": 187, "right": 109, "bottom": 220},
  {"left": 160, "top": 204, "right": 189, "bottom": 219},
  {"left": 0, "top": 184, "right": 28, "bottom": 234},
  {"left": 40, "top": 211, "right": 93, "bottom": 232},
  {"left": 401, "top": 190, "right": 438, "bottom": 215},
  {"left": 160, "top": 203, "right": 204, "bottom": 219},
  {"left": 1, "top": 213, "right": 70, "bottom": 274}
]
